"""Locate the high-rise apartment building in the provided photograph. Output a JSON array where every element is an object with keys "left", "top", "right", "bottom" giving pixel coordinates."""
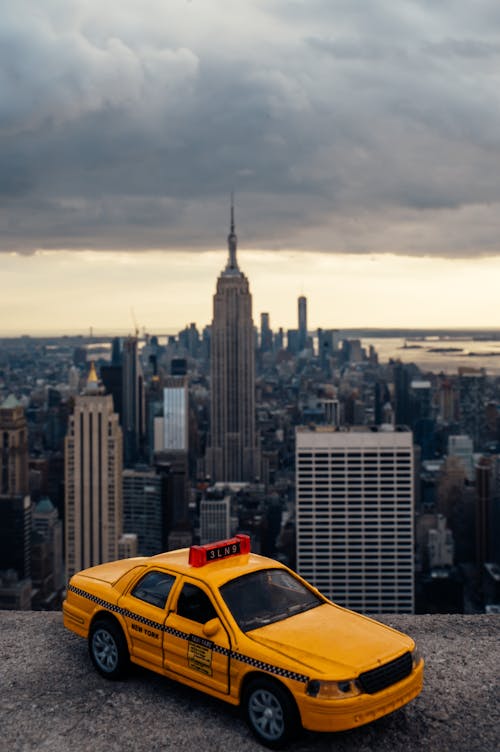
[
  {"left": 64, "top": 364, "right": 123, "bottom": 579},
  {"left": 207, "top": 205, "right": 260, "bottom": 482},
  {"left": 296, "top": 426, "right": 415, "bottom": 614}
]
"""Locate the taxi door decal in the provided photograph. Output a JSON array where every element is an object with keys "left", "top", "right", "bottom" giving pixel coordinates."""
[{"left": 187, "top": 634, "right": 213, "bottom": 676}]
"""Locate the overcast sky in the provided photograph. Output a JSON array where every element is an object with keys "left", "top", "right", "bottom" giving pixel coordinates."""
[{"left": 1, "top": 1, "right": 500, "bottom": 333}]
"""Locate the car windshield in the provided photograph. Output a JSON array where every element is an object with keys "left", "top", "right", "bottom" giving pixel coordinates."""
[{"left": 220, "top": 568, "right": 322, "bottom": 632}]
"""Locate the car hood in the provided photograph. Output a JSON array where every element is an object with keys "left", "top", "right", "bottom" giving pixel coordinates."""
[{"left": 245, "top": 603, "right": 413, "bottom": 677}]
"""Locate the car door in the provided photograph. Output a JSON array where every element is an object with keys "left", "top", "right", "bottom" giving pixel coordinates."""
[
  {"left": 164, "top": 578, "right": 231, "bottom": 695},
  {"left": 119, "top": 569, "right": 177, "bottom": 670}
]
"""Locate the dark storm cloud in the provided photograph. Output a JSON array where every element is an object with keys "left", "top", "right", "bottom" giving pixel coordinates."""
[{"left": 1, "top": 0, "right": 500, "bottom": 257}]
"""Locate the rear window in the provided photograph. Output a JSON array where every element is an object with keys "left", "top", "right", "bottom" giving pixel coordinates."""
[{"left": 131, "top": 571, "right": 176, "bottom": 609}]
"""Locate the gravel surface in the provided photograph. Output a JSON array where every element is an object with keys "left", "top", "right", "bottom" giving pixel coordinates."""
[{"left": 0, "top": 612, "right": 498, "bottom": 752}]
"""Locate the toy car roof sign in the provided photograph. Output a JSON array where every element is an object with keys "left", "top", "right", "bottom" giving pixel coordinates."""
[{"left": 189, "top": 534, "right": 251, "bottom": 567}]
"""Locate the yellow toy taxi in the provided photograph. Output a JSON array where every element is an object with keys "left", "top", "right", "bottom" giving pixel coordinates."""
[{"left": 63, "top": 534, "right": 423, "bottom": 748}]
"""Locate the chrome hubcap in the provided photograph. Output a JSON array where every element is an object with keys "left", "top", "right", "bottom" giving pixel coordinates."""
[
  {"left": 92, "top": 628, "right": 118, "bottom": 672},
  {"left": 248, "top": 688, "right": 284, "bottom": 741}
]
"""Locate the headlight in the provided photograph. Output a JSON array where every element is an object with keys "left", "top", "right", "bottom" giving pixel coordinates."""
[
  {"left": 306, "top": 679, "right": 361, "bottom": 699},
  {"left": 411, "top": 645, "right": 422, "bottom": 669}
]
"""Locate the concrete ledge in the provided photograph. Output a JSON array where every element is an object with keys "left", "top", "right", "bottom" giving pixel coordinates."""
[{"left": 0, "top": 612, "right": 498, "bottom": 751}]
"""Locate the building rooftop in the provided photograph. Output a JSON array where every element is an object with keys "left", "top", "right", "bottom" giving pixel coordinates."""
[
  {"left": 0, "top": 612, "right": 498, "bottom": 752},
  {"left": 34, "top": 497, "right": 55, "bottom": 514},
  {"left": 0, "top": 394, "right": 22, "bottom": 409},
  {"left": 296, "top": 424, "right": 411, "bottom": 434}
]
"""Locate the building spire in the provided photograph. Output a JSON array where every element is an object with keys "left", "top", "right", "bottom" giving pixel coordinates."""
[
  {"left": 225, "top": 192, "right": 239, "bottom": 274},
  {"left": 84, "top": 361, "right": 100, "bottom": 395}
]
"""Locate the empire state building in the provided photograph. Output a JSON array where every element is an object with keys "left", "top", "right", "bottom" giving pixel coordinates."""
[{"left": 207, "top": 206, "right": 260, "bottom": 482}]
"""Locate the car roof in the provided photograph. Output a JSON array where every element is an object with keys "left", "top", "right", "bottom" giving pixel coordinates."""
[{"left": 147, "top": 549, "right": 286, "bottom": 588}]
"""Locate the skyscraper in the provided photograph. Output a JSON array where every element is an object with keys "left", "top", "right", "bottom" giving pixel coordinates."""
[
  {"left": 0, "top": 395, "right": 29, "bottom": 495},
  {"left": 298, "top": 295, "right": 307, "bottom": 351},
  {"left": 153, "top": 376, "right": 190, "bottom": 533},
  {"left": 122, "top": 467, "right": 166, "bottom": 556},
  {"left": 0, "top": 495, "right": 31, "bottom": 580},
  {"left": 162, "top": 377, "right": 188, "bottom": 451},
  {"left": 475, "top": 455, "right": 495, "bottom": 569},
  {"left": 260, "top": 312, "right": 273, "bottom": 353},
  {"left": 122, "top": 336, "right": 145, "bottom": 466},
  {"left": 32, "top": 496, "right": 63, "bottom": 593},
  {"left": 448, "top": 434, "right": 474, "bottom": 481},
  {"left": 296, "top": 425, "right": 415, "bottom": 613},
  {"left": 200, "top": 495, "right": 231, "bottom": 544},
  {"left": 458, "top": 368, "right": 487, "bottom": 450},
  {"left": 101, "top": 336, "right": 123, "bottom": 422},
  {"left": 393, "top": 362, "right": 412, "bottom": 426},
  {"left": 0, "top": 396, "right": 31, "bottom": 596},
  {"left": 64, "top": 364, "right": 123, "bottom": 579},
  {"left": 207, "top": 204, "right": 260, "bottom": 482}
]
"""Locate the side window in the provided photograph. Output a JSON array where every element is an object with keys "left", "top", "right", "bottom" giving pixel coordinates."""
[
  {"left": 131, "top": 571, "right": 176, "bottom": 609},
  {"left": 176, "top": 582, "right": 218, "bottom": 624}
]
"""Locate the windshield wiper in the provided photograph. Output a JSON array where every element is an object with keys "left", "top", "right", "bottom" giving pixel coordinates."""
[
  {"left": 242, "top": 602, "right": 320, "bottom": 630},
  {"left": 242, "top": 614, "right": 274, "bottom": 630},
  {"left": 285, "top": 601, "right": 320, "bottom": 617}
]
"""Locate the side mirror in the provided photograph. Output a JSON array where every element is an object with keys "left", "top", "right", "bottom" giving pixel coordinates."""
[{"left": 203, "top": 618, "right": 220, "bottom": 638}]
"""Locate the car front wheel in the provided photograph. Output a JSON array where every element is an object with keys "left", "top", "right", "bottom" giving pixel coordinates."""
[
  {"left": 89, "top": 618, "right": 129, "bottom": 679},
  {"left": 244, "top": 677, "right": 300, "bottom": 749}
]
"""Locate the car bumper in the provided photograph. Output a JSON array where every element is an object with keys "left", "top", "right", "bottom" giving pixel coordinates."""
[
  {"left": 298, "top": 659, "right": 424, "bottom": 733},
  {"left": 63, "top": 600, "right": 90, "bottom": 639}
]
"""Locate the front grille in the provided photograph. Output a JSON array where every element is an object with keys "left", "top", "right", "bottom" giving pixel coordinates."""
[{"left": 358, "top": 651, "right": 412, "bottom": 694}]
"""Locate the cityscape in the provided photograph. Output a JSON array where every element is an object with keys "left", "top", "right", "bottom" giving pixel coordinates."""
[
  {"left": 1, "top": 208, "right": 499, "bottom": 616},
  {"left": 2, "top": 4, "right": 500, "bottom": 751}
]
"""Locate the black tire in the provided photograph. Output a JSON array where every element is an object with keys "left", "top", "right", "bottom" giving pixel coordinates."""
[
  {"left": 243, "top": 677, "right": 300, "bottom": 749},
  {"left": 89, "top": 617, "right": 129, "bottom": 680}
]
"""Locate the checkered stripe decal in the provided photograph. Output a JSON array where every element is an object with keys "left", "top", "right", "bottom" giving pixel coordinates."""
[
  {"left": 69, "top": 585, "right": 123, "bottom": 614},
  {"left": 68, "top": 584, "right": 309, "bottom": 684},
  {"left": 229, "top": 652, "right": 308, "bottom": 683}
]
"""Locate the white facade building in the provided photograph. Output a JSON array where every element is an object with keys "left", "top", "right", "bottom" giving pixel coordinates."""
[
  {"left": 163, "top": 378, "right": 188, "bottom": 451},
  {"left": 199, "top": 496, "right": 231, "bottom": 544},
  {"left": 154, "top": 377, "right": 188, "bottom": 453},
  {"left": 64, "top": 365, "right": 123, "bottom": 579},
  {"left": 296, "top": 426, "right": 415, "bottom": 614}
]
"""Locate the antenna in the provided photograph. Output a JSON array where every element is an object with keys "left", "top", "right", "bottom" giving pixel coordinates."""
[{"left": 130, "top": 307, "right": 139, "bottom": 338}]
